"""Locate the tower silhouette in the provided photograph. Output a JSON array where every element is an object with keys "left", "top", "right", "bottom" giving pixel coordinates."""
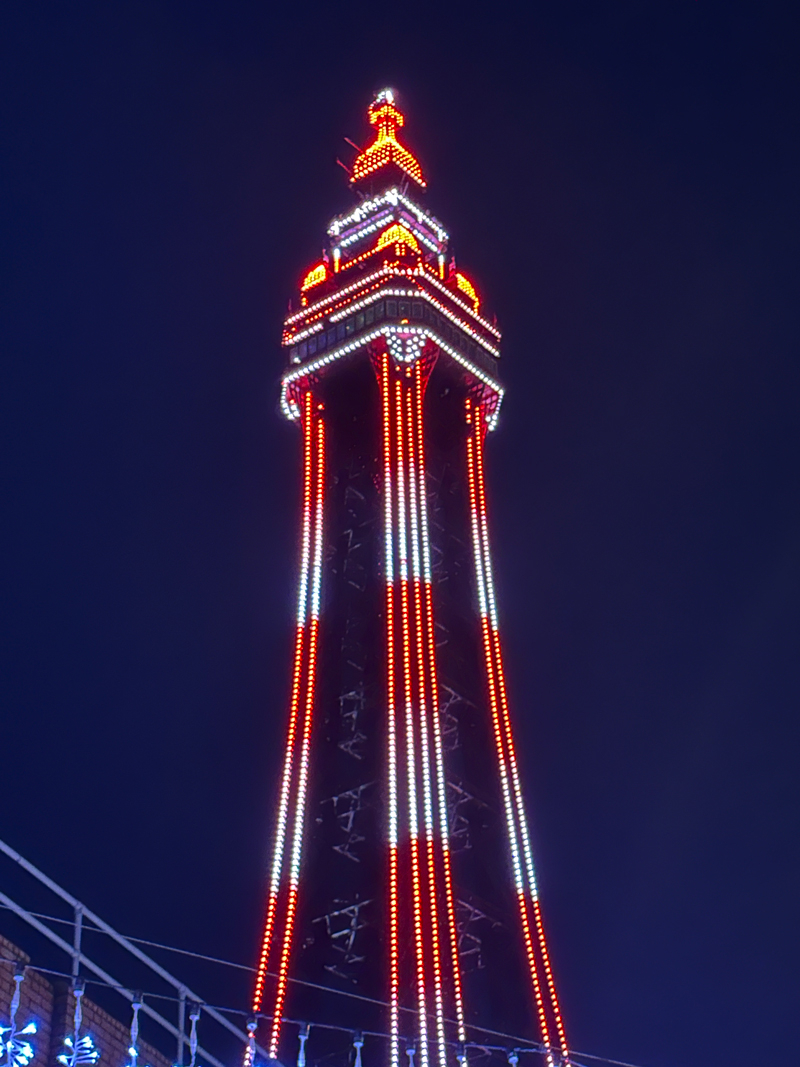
[{"left": 249, "top": 90, "right": 570, "bottom": 1067}]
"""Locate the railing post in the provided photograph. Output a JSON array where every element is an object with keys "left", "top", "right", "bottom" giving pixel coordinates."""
[
  {"left": 187, "top": 1004, "right": 200, "bottom": 1067},
  {"left": 72, "top": 905, "right": 84, "bottom": 984},
  {"left": 177, "top": 987, "right": 186, "bottom": 1066},
  {"left": 297, "top": 1023, "right": 310, "bottom": 1067}
]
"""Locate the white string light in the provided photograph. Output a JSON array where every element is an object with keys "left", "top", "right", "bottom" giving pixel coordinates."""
[
  {"left": 281, "top": 325, "right": 503, "bottom": 428},
  {"left": 328, "top": 188, "right": 448, "bottom": 245}
]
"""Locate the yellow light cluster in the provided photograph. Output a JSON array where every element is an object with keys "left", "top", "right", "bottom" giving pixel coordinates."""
[
  {"left": 455, "top": 272, "right": 480, "bottom": 313},
  {"left": 300, "top": 263, "right": 327, "bottom": 291},
  {"left": 351, "top": 97, "right": 426, "bottom": 188},
  {"left": 376, "top": 223, "right": 420, "bottom": 255},
  {"left": 336, "top": 224, "right": 421, "bottom": 275}
]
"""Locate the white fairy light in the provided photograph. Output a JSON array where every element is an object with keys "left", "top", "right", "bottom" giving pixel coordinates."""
[{"left": 281, "top": 324, "right": 503, "bottom": 427}]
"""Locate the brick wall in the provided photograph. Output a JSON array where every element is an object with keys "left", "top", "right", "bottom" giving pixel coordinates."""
[
  {"left": 0, "top": 936, "right": 171, "bottom": 1067},
  {"left": 0, "top": 936, "right": 53, "bottom": 1067}
]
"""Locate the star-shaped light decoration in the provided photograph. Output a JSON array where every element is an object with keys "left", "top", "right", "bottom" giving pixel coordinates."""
[
  {"left": 56, "top": 982, "right": 99, "bottom": 1067},
  {"left": 1, "top": 966, "right": 37, "bottom": 1067}
]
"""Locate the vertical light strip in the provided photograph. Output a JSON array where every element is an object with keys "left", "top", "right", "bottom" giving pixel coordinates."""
[
  {"left": 473, "top": 409, "right": 570, "bottom": 1065},
  {"left": 395, "top": 374, "right": 430, "bottom": 1067},
  {"left": 414, "top": 362, "right": 468, "bottom": 1047},
  {"left": 269, "top": 407, "right": 326, "bottom": 1059},
  {"left": 465, "top": 400, "right": 554, "bottom": 1066},
  {"left": 251, "top": 390, "right": 314, "bottom": 1019},
  {"left": 406, "top": 382, "right": 447, "bottom": 1067},
  {"left": 380, "top": 353, "right": 401, "bottom": 1067}
]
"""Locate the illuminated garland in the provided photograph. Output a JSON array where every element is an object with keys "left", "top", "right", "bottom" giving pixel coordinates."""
[
  {"left": 280, "top": 325, "right": 503, "bottom": 429},
  {"left": 284, "top": 266, "right": 399, "bottom": 326},
  {"left": 473, "top": 410, "right": 570, "bottom": 1065},
  {"left": 379, "top": 353, "right": 400, "bottom": 1067},
  {"left": 465, "top": 400, "right": 555, "bottom": 1066},
  {"left": 285, "top": 286, "right": 500, "bottom": 360},
  {"left": 339, "top": 211, "right": 394, "bottom": 249},
  {"left": 268, "top": 406, "right": 325, "bottom": 1059},
  {"left": 251, "top": 392, "right": 315, "bottom": 1017},
  {"left": 327, "top": 288, "right": 415, "bottom": 323},
  {"left": 283, "top": 318, "right": 326, "bottom": 347},
  {"left": 329, "top": 187, "right": 448, "bottom": 245},
  {"left": 405, "top": 376, "right": 448, "bottom": 1067},
  {"left": 421, "top": 267, "right": 501, "bottom": 339},
  {"left": 285, "top": 260, "right": 501, "bottom": 346},
  {"left": 413, "top": 360, "right": 467, "bottom": 1047},
  {"left": 393, "top": 371, "right": 431, "bottom": 1067}
]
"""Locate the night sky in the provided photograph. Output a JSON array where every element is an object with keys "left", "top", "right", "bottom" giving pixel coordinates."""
[{"left": 2, "top": 4, "right": 799, "bottom": 1067}]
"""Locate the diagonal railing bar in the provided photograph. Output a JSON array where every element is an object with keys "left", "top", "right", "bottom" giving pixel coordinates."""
[
  {"left": 0, "top": 838, "right": 270, "bottom": 1062},
  {"left": 0, "top": 889, "right": 224, "bottom": 1067}
]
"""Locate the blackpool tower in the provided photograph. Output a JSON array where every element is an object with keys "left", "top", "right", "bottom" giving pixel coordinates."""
[{"left": 249, "top": 90, "right": 571, "bottom": 1067}]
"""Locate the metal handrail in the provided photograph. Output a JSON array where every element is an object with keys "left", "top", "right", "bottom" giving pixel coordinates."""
[{"left": 0, "top": 837, "right": 270, "bottom": 1065}]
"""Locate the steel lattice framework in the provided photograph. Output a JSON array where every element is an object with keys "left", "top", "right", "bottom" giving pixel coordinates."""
[{"left": 250, "top": 90, "right": 570, "bottom": 1067}]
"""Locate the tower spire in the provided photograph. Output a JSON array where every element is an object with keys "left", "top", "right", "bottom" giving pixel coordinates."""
[{"left": 351, "top": 88, "right": 426, "bottom": 189}]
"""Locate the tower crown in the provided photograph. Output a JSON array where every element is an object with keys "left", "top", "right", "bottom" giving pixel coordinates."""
[
  {"left": 281, "top": 93, "right": 503, "bottom": 429},
  {"left": 351, "top": 88, "right": 426, "bottom": 189}
]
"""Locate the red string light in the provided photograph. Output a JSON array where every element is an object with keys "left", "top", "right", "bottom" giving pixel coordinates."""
[
  {"left": 268, "top": 409, "right": 326, "bottom": 1060},
  {"left": 380, "top": 352, "right": 401, "bottom": 1067},
  {"left": 465, "top": 399, "right": 555, "bottom": 1066},
  {"left": 472, "top": 407, "right": 570, "bottom": 1065},
  {"left": 406, "top": 380, "right": 448, "bottom": 1067},
  {"left": 251, "top": 391, "right": 315, "bottom": 1021},
  {"left": 413, "top": 361, "right": 468, "bottom": 1047},
  {"left": 395, "top": 373, "right": 430, "bottom": 1067}
]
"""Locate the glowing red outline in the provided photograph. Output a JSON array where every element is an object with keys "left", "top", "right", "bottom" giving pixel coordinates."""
[
  {"left": 251, "top": 391, "right": 315, "bottom": 1023},
  {"left": 413, "top": 361, "right": 468, "bottom": 1046},
  {"left": 465, "top": 399, "right": 556, "bottom": 1065},
  {"left": 473, "top": 408, "right": 570, "bottom": 1065},
  {"left": 379, "top": 353, "right": 401, "bottom": 1067},
  {"left": 267, "top": 406, "right": 325, "bottom": 1060}
]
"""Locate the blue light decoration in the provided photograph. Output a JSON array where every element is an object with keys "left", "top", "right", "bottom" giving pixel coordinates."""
[
  {"left": 57, "top": 1034, "right": 100, "bottom": 1067},
  {"left": 123, "top": 996, "right": 149, "bottom": 1067},
  {"left": 1, "top": 965, "right": 38, "bottom": 1067},
  {"left": 186, "top": 1004, "right": 200, "bottom": 1067},
  {"left": 57, "top": 981, "right": 100, "bottom": 1067}
]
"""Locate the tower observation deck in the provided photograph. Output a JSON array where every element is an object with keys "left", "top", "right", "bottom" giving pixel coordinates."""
[{"left": 250, "top": 90, "right": 571, "bottom": 1067}]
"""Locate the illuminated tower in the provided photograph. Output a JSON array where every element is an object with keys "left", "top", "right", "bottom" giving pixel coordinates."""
[{"left": 250, "top": 91, "right": 570, "bottom": 1067}]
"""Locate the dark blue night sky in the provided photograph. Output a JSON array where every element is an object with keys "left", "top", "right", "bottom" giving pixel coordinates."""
[{"left": 1, "top": 4, "right": 798, "bottom": 1067}]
